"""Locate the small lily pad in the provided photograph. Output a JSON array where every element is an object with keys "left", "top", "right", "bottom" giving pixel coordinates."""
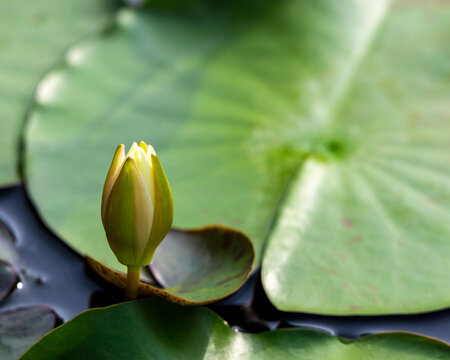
[
  {"left": 87, "top": 226, "right": 254, "bottom": 304},
  {"left": 20, "top": 299, "right": 450, "bottom": 360},
  {"left": 0, "top": 306, "right": 57, "bottom": 360}
]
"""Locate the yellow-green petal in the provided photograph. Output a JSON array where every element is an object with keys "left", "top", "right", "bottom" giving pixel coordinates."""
[
  {"left": 138, "top": 141, "right": 148, "bottom": 153},
  {"left": 101, "top": 144, "right": 125, "bottom": 224},
  {"left": 104, "top": 157, "right": 153, "bottom": 267},
  {"left": 147, "top": 145, "right": 156, "bottom": 156},
  {"left": 135, "top": 147, "right": 155, "bottom": 205},
  {"left": 126, "top": 142, "right": 138, "bottom": 158},
  {"left": 139, "top": 154, "right": 173, "bottom": 265}
]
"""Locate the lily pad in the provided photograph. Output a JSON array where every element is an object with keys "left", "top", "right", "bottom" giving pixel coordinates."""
[
  {"left": 0, "top": 0, "right": 117, "bottom": 186},
  {"left": 20, "top": 299, "right": 450, "bottom": 359},
  {"left": 24, "top": 0, "right": 450, "bottom": 314},
  {"left": 0, "top": 306, "right": 57, "bottom": 360},
  {"left": 87, "top": 226, "right": 254, "bottom": 304}
]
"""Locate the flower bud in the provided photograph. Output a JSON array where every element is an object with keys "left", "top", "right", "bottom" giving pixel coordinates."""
[{"left": 101, "top": 141, "right": 173, "bottom": 267}]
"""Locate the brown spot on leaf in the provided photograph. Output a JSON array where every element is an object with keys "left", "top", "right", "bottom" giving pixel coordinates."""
[
  {"left": 350, "top": 305, "right": 362, "bottom": 311},
  {"left": 342, "top": 217, "right": 354, "bottom": 229},
  {"left": 33, "top": 14, "right": 46, "bottom": 26},
  {"left": 357, "top": 292, "right": 367, "bottom": 299},
  {"left": 350, "top": 236, "right": 362, "bottom": 243},
  {"left": 233, "top": 218, "right": 243, "bottom": 226},
  {"left": 215, "top": 266, "right": 248, "bottom": 286},
  {"left": 324, "top": 269, "right": 338, "bottom": 275}
]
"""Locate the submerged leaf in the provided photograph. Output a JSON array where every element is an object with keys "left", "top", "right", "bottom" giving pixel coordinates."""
[
  {"left": 0, "top": 221, "right": 18, "bottom": 302},
  {"left": 0, "top": 221, "right": 18, "bottom": 270},
  {"left": 0, "top": 260, "right": 17, "bottom": 303},
  {"left": 0, "top": 307, "right": 57, "bottom": 360}
]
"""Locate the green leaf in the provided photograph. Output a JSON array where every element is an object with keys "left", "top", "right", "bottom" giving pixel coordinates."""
[
  {"left": 24, "top": 0, "right": 450, "bottom": 314},
  {"left": 0, "top": 307, "right": 57, "bottom": 360},
  {"left": 261, "top": 2, "right": 450, "bottom": 314},
  {"left": 20, "top": 299, "right": 450, "bottom": 360},
  {"left": 0, "top": 0, "right": 117, "bottom": 186},
  {"left": 87, "top": 226, "right": 254, "bottom": 304}
]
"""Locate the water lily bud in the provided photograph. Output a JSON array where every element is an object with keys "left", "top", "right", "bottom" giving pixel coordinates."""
[{"left": 101, "top": 141, "right": 174, "bottom": 267}]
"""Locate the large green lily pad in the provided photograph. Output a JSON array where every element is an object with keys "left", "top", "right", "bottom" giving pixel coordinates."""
[
  {"left": 0, "top": 307, "right": 57, "bottom": 360},
  {"left": 24, "top": 0, "right": 450, "bottom": 314},
  {"left": 20, "top": 299, "right": 450, "bottom": 359},
  {"left": 0, "top": 0, "right": 117, "bottom": 186},
  {"left": 87, "top": 226, "right": 254, "bottom": 304}
]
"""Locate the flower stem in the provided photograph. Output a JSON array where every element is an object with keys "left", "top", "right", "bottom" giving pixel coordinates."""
[{"left": 125, "top": 266, "right": 141, "bottom": 301}]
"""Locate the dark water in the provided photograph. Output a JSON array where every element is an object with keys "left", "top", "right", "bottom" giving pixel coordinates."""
[
  {"left": 0, "top": 186, "right": 124, "bottom": 322},
  {"left": 0, "top": 186, "right": 449, "bottom": 343}
]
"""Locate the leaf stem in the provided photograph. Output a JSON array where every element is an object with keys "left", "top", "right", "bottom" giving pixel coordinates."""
[{"left": 125, "top": 266, "right": 141, "bottom": 300}]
